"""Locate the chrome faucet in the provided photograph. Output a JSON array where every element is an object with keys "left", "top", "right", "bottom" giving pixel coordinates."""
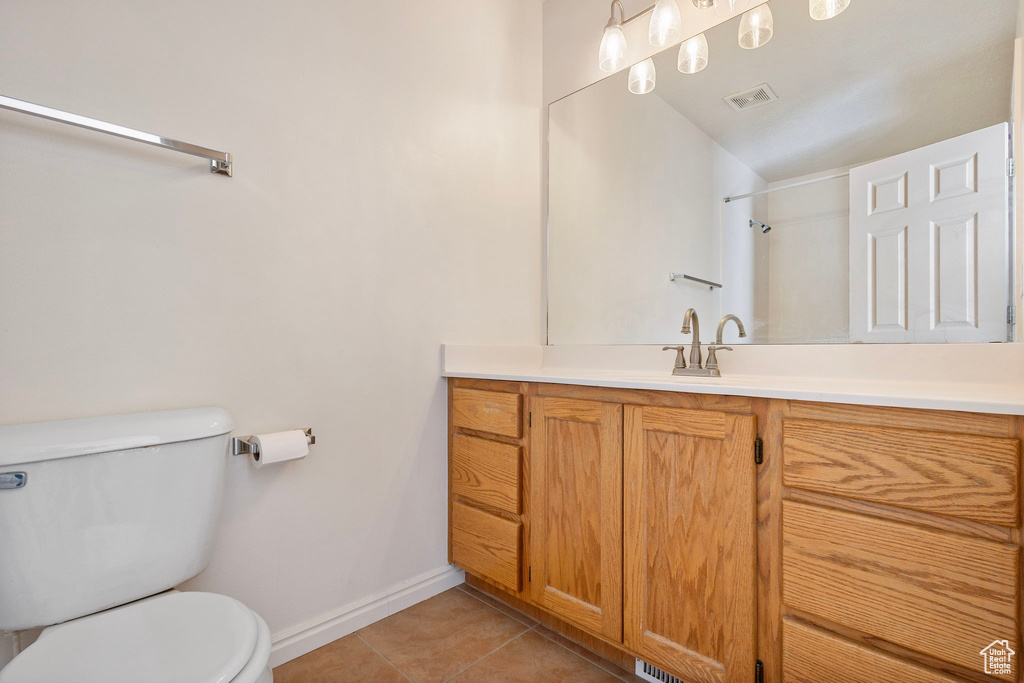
[
  {"left": 715, "top": 314, "right": 746, "bottom": 344},
  {"left": 681, "top": 308, "right": 701, "bottom": 369},
  {"left": 706, "top": 314, "right": 747, "bottom": 376},
  {"left": 663, "top": 308, "right": 709, "bottom": 376},
  {"left": 664, "top": 310, "right": 746, "bottom": 377}
]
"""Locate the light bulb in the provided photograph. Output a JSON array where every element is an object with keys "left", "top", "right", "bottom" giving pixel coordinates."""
[
  {"left": 649, "top": 0, "right": 682, "bottom": 47},
  {"left": 677, "top": 33, "right": 708, "bottom": 74},
  {"left": 738, "top": 4, "right": 773, "bottom": 49},
  {"left": 714, "top": 0, "right": 750, "bottom": 17},
  {"left": 629, "top": 59, "right": 657, "bottom": 95},
  {"left": 598, "top": 1, "right": 628, "bottom": 73},
  {"left": 809, "top": 0, "right": 849, "bottom": 20},
  {"left": 599, "top": 26, "right": 628, "bottom": 72}
]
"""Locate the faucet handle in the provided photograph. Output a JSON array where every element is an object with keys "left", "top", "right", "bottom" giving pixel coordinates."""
[
  {"left": 662, "top": 346, "right": 687, "bottom": 370},
  {"left": 705, "top": 345, "right": 733, "bottom": 373}
]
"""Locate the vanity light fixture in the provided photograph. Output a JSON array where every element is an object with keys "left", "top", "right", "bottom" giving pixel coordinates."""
[
  {"left": 738, "top": 4, "right": 773, "bottom": 49},
  {"left": 599, "top": 0, "right": 628, "bottom": 72},
  {"left": 677, "top": 33, "right": 709, "bottom": 74},
  {"left": 692, "top": 0, "right": 715, "bottom": 9},
  {"left": 649, "top": 0, "right": 682, "bottom": 47},
  {"left": 809, "top": 0, "right": 850, "bottom": 20},
  {"left": 629, "top": 58, "right": 657, "bottom": 94}
]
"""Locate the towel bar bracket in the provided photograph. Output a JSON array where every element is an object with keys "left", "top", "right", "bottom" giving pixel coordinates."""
[{"left": 211, "top": 155, "right": 233, "bottom": 177}]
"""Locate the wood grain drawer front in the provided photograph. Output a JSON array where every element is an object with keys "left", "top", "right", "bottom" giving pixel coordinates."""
[
  {"left": 782, "top": 501, "right": 1020, "bottom": 679},
  {"left": 782, "top": 619, "right": 960, "bottom": 683},
  {"left": 451, "top": 388, "right": 522, "bottom": 438},
  {"left": 451, "top": 502, "right": 521, "bottom": 592},
  {"left": 451, "top": 434, "right": 521, "bottom": 514},
  {"left": 782, "top": 418, "right": 1021, "bottom": 527}
]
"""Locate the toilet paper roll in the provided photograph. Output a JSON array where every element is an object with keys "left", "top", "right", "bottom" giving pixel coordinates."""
[{"left": 251, "top": 430, "right": 309, "bottom": 468}]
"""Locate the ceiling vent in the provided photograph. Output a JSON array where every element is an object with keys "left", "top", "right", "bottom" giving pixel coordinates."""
[{"left": 724, "top": 83, "right": 778, "bottom": 112}]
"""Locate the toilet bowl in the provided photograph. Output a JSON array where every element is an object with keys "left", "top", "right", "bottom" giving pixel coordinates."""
[{"left": 0, "top": 591, "right": 273, "bottom": 683}]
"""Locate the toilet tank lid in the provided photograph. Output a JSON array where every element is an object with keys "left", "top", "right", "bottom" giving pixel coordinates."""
[{"left": 0, "top": 408, "right": 235, "bottom": 467}]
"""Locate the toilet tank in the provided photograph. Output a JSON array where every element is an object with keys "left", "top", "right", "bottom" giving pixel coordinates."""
[{"left": 0, "top": 408, "right": 235, "bottom": 631}]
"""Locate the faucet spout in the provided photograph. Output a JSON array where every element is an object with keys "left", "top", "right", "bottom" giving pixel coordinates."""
[
  {"left": 716, "top": 314, "right": 747, "bottom": 344},
  {"left": 681, "top": 308, "right": 702, "bottom": 368}
]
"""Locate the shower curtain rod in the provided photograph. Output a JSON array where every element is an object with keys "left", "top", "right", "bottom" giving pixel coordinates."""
[{"left": 723, "top": 171, "right": 849, "bottom": 203}]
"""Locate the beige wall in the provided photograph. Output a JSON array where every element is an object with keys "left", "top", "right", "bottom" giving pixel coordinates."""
[{"left": 0, "top": 0, "right": 543, "bottom": 666}]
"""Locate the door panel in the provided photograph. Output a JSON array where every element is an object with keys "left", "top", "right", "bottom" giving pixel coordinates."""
[
  {"left": 850, "top": 123, "right": 1009, "bottom": 342},
  {"left": 528, "top": 397, "right": 623, "bottom": 640},
  {"left": 624, "top": 406, "right": 757, "bottom": 683}
]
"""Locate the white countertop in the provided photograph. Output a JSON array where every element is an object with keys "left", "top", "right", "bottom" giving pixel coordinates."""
[{"left": 441, "top": 344, "right": 1024, "bottom": 416}]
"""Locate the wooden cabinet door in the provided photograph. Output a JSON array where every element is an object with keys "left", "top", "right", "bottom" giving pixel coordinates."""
[
  {"left": 624, "top": 406, "right": 757, "bottom": 683},
  {"left": 528, "top": 397, "right": 623, "bottom": 641}
]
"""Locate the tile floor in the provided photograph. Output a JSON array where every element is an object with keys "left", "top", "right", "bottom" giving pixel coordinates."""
[{"left": 273, "top": 585, "right": 643, "bottom": 682}]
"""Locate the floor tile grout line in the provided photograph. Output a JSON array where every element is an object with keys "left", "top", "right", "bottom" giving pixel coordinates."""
[
  {"left": 439, "top": 626, "right": 532, "bottom": 682},
  {"left": 531, "top": 624, "right": 635, "bottom": 682},
  {"left": 355, "top": 633, "right": 415, "bottom": 682},
  {"left": 455, "top": 583, "right": 537, "bottom": 628},
  {"left": 458, "top": 585, "right": 633, "bottom": 682}
]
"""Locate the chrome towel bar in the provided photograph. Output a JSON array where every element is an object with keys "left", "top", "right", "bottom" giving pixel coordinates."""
[
  {"left": 0, "top": 94, "right": 233, "bottom": 176},
  {"left": 669, "top": 273, "right": 722, "bottom": 290}
]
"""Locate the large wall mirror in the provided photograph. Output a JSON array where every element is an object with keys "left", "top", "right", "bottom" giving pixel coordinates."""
[{"left": 548, "top": 0, "right": 1019, "bottom": 345}]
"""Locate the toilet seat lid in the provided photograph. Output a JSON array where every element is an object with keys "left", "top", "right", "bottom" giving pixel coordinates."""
[{"left": 0, "top": 592, "right": 258, "bottom": 683}]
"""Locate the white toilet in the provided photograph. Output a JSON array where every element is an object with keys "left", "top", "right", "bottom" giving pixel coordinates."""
[{"left": 0, "top": 408, "right": 273, "bottom": 683}]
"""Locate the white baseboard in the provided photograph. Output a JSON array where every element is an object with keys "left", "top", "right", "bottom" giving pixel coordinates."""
[{"left": 268, "top": 565, "right": 465, "bottom": 668}]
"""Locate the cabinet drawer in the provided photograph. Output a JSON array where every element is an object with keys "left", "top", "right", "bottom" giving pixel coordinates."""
[
  {"left": 782, "top": 619, "right": 959, "bottom": 683},
  {"left": 451, "top": 434, "right": 521, "bottom": 514},
  {"left": 452, "top": 388, "right": 522, "bottom": 438},
  {"left": 451, "top": 502, "right": 521, "bottom": 591},
  {"left": 782, "top": 501, "right": 1019, "bottom": 679},
  {"left": 782, "top": 418, "right": 1020, "bottom": 526}
]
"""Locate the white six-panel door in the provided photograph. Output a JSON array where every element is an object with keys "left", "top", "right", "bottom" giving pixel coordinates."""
[{"left": 849, "top": 123, "right": 1010, "bottom": 342}]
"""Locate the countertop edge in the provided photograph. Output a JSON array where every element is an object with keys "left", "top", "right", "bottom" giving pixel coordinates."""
[{"left": 442, "top": 369, "right": 1024, "bottom": 416}]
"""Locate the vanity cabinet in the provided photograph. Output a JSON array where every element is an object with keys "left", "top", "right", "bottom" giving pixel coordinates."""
[{"left": 447, "top": 379, "right": 1024, "bottom": 683}]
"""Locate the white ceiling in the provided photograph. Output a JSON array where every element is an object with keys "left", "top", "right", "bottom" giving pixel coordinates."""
[{"left": 648, "top": 0, "right": 1018, "bottom": 181}]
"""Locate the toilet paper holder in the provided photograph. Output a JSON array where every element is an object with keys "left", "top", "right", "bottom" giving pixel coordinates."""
[{"left": 231, "top": 428, "right": 315, "bottom": 456}]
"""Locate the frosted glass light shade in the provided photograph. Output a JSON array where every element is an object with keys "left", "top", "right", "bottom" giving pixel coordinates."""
[
  {"left": 677, "top": 33, "right": 709, "bottom": 74},
  {"left": 714, "top": 0, "right": 750, "bottom": 17},
  {"left": 809, "top": 0, "right": 849, "bottom": 20},
  {"left": 738, "top": 5, "right": 773, "bottom": 49},
  {"left": 599, "top": 25, "right": 628, "bottom": 72},
  {"left": 629, "top": 59, "right": 657, "bottom": 94},
  {"left": 649, "top": 0, "right": 682, "bottom": 47}
]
